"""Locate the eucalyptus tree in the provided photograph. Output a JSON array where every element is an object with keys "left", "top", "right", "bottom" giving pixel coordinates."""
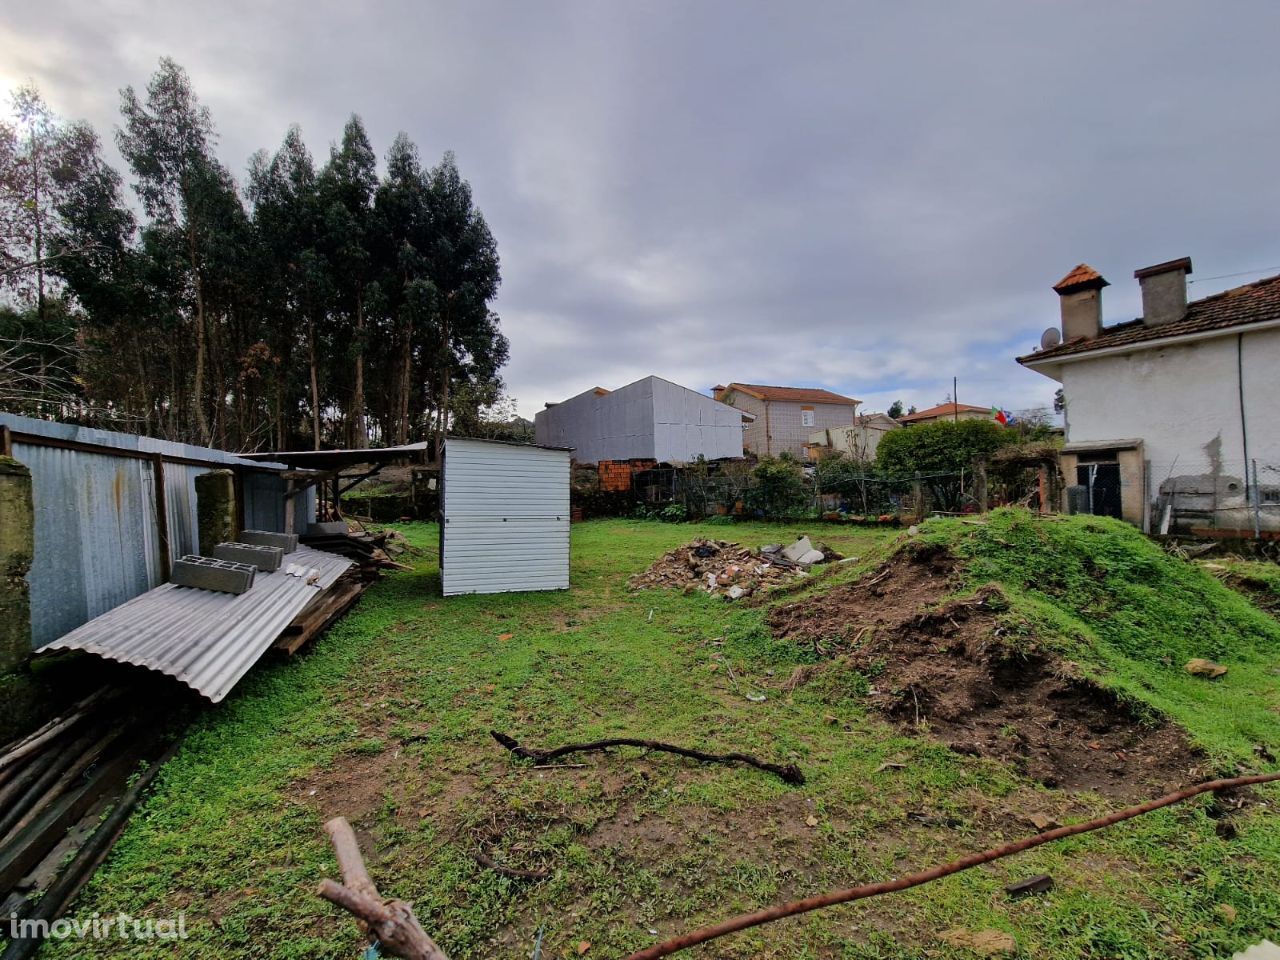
[
  {"left": 249, "top": 126, "right": 328, "bottom": 448},
  {"left": 318, "top": 115, "right": 377, "bottom": 447},
  {"left": 117, "top": 57, "right": 233, "bottom": 443},
  {"left": 371, "top": 132, "right": 431, "bottom": 445},
  {"left": 421, "top": 151, "right": 504, "bottom": 460}
]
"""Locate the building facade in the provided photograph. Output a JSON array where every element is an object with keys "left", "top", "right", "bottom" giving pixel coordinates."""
[
  {"left": 534, "top": 376, "right": 745, "bottom": 465},
  {"left": 808, "top": 413, "right": 900, "bottom": 461},
  {"left": 1018, "top": 257, "right": 1280, "bottom": 534},
  {"left": 712, "top": 383, "right": 859, "bottom": 459}
]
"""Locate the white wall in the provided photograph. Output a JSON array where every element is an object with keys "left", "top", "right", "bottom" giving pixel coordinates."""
[
  {"left": 650, "top": 377, "right": 744, "bottom": 463},
  {"left": 1062, "top": 327, "right": 1280, "bottom": 502},
  {"left": 441, "top": 438, "right": 570, "bottom": 596},
  {"left": 534, "top": 376, "right": 743, "bottom": 464},
  {"left": 534, "top": 380, "right": 656, "bottom": 464}
]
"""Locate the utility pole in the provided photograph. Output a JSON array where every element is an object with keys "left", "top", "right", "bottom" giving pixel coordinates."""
[{"left": 953, "top": 376, "right": 959, "bottom": 422}]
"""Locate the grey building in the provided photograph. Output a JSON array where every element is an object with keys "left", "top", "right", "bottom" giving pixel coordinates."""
[
  {"left": 713, "top": 383, "right": 860, "bottom": 459},
  {"left": 534, "top": 376, "right": 745, "bottom": 464}
]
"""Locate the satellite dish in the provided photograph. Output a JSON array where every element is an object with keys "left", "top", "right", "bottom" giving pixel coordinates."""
[{"left": 1040, "top": 326, "right": 1062, "bottom": 349}]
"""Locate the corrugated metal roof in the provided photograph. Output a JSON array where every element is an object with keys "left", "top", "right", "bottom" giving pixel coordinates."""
[{"left": 42, "top": 545, "right": 353, "bottom": 702}]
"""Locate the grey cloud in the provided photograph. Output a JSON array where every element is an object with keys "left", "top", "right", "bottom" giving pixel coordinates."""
[{"left": 5, "top": 1, "right": 1280, "bottom": 419}]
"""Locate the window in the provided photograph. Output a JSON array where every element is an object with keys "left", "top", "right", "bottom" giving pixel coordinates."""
[{"left": 801, "top": 408, "right": 815, "bottom": 427}]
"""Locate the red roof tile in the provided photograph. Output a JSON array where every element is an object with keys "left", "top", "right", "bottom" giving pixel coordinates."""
[
  {"left": 897, "top": 402, "right": 991, "bottom": 422},
  {"left": 1021, "top": 272, "right": 1280, "bottom": 365},
  {"left": 725, "top": 383, "right": 859, "bottom": 405},
  {"left": 1052, "top": 263, "right": 1109, "bottom": 293}
]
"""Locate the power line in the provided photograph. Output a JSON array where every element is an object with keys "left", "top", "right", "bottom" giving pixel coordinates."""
[{"left": 1188, "top": 265, "right": 1280, "bottom": 284}]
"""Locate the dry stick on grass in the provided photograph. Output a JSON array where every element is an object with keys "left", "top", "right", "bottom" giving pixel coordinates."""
[
  {"left": 317, "top": 817, "right": 449, "bottom": 960},
  {"left": 624, "top": 771, "right": 1280, "bottom": 960},
  {"left": 474, "top": 846, "right": 552, "bottom": 881},
  {"left": 491, "top": 731, "right": 805, "bottom": 786}
]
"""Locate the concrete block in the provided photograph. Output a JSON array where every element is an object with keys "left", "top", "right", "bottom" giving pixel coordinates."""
[
  {"left": 306, "top": 521, "right": 349, "bottom": 537},
  {"left": 781, "top": 536, "right": 814, "bottom": 563},
  {"left": 170, "top": 555, "right": 257, "bottom": 595},
  {"left": 212, "top": 541, "right": 285, "bottom": 572},
  {"left": 195, "top": 470, "right": 237, "bottom": 555},
  {"left": 239, "top": 529, "right": 299, "bottom": 554}
]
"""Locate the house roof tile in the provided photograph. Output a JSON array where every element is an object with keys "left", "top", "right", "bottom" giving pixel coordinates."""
[
  {"left": 897, "top": 402, "right": 991, "bottom": 423},
  {"left": 1053, "top": 263, "right": 1109, "bottom": 293},
  {"left": 726, "top": 383, "right": 859, "bottom": 404},
  {"left": 1021, "top": 272, "right": 1280, "bottom": 365}
]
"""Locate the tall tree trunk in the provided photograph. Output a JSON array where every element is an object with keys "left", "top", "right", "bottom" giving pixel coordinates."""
[
  {"left": 31, "top": 132, "right": 44, "bottom": 324},
  {"left": 398, "top": 320, "right": 412, "bottom": 445},
  {"left": 352, "top": 288, "right": 367, "bottom": 449},
  {"left": 186, "top": 226, "right": 211, "bottom": 444},
  {"left": 309, "top": 315, "right": 321, "bottom": 450},
  {"left": 433, "top": 301, "right": 452, "bottom": 463}
]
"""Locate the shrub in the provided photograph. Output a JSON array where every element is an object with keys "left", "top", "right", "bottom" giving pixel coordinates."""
[
  {"left": 875, "top": 418, "right": 1013, "bottom": 477},
  {"left": 744, "top": 455, "right": 812, "bottom": 518}
]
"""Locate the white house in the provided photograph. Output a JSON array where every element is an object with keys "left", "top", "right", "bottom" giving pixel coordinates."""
[
  {"left": 534, "top": 376, "right": 745, "bottom": 465},
  {"left": 1018, "top": 257, "right": 1280, "bottom": 534}
]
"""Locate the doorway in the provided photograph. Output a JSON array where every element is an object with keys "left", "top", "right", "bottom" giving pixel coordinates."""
[{"left": 1078, "top": 463, "right": 1122, "bottom": 519}]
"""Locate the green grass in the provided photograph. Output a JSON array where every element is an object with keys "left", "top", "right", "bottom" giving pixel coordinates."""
[
  {"left": 918, "top": 510, "right": 1280, "bottom": 766},
  {"left": 27, "top": 515, "right": 1280, "bottom": 959}
]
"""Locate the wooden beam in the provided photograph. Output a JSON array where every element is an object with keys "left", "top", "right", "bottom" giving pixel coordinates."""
[
  {"left": 284, "top": 478, "right": 296, "bottom": 535},
  {"left": 150, "top": 454, "right": 171, "bottom": 582}
]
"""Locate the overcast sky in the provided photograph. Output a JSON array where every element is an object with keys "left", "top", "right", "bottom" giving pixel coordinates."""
[{"left": 5, "top": 2, "right": 1280, "bottom": 419}]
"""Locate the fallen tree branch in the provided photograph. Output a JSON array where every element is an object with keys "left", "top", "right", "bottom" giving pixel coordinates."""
[
  {"left": 474, "top": 846, "right": 552, "bottom": 881},
  {"left": 317, "top": 817, "right": 449, "bottom": 960},
  {"left": 624, "top": 770, "right": 1280, "bottom": 960},
  {"left": 491, "top": 731, "right": 804, "bottom": 785}
]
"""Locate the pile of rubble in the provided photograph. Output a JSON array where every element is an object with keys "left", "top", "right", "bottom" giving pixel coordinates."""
[{"left": 629, "top": 536, "right": 838, "bottom": 600}]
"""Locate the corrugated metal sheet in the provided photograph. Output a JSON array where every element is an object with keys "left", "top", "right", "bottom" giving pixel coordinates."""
[
  {"left": 441, "top": 438, "right": 570, "bottom": 596},
  {"left": 43, "top": 545, "right": 353, "bottom": 702},
  {"left": 0, "top": 413, "right": 316, "bottom": 647},
  {"left": 18, "top": 442, "right": 156, "bottom": 646}
]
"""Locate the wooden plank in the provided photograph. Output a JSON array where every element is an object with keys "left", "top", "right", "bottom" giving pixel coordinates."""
[
  {"left": 151, "top": 453, "right": 171, "bottom": 582},
  {"left": 0, "top": 746, "right": 138, "bottom": 895},
  {"left": 274, "top": 580, "right": 365, "bottom": 655}
]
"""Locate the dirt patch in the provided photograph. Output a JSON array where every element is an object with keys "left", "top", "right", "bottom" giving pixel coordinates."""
[
  {"left": 1213, "top": 567, "right": 1280, "bottom": 617},
  {"left": 770, "top": 544, "right": 1203, "bottom": 799}
]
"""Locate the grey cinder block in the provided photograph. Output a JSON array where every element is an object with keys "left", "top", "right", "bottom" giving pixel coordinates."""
[
  {"left": 239, "top": 529, "right": 299, "bottom": 554},
  {"left": 212, "top": 541, "right": 285, "bottom": 572},
  {"left": 170, "top": 555, "right": 257, "bottom": 595}
]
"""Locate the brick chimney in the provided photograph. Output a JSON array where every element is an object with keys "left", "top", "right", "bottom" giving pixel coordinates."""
[
  {"left": 1052, "top": 264, "right": 1108, "bottom": 341},
  {"left": 1134, "top": 257, "right": 1192, "bottom": 326}
]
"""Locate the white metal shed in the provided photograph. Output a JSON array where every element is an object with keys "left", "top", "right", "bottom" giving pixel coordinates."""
[{"left": 440, "top": 437, "right": 572, "bottom": 596}]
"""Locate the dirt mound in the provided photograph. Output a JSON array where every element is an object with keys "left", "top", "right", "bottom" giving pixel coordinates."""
[
  {"left": 771, "top": 543, "right": 1202, "bottom": 799},
  {"left": 629, "top": 539, "right": 807, "bottom": 598}
]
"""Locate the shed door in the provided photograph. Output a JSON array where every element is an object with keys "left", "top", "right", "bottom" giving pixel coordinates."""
[
  {"left": 1078, "top": 463, "right": 1122, "bottom": 519},
  {"left": 441, "top": 440, "right": 570, "bottom": 596}
]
